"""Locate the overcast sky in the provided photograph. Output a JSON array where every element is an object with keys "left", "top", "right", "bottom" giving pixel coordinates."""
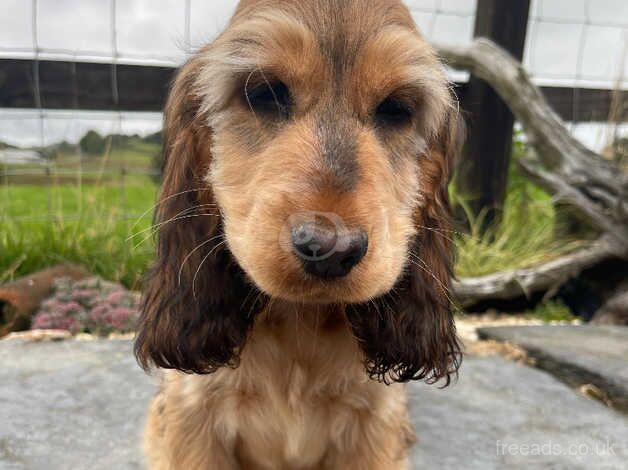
[{"left": 0, "top": 0, "right": 627, "bottom": 150}]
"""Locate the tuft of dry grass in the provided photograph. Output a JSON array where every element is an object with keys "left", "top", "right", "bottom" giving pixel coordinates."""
[{"left": 453, "top": 141, "right": 584, "bottom": 278}]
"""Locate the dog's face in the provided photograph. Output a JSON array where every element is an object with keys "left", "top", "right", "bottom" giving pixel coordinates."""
[
  {"left": 203, "top": 0, "right": 452, "bottom": 305},
  {"left": 136, "top": 0, "right": 462, "bottom": 384}
]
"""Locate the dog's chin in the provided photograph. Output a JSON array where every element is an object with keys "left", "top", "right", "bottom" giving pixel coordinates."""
[{"left": 242, "top": 264, "right": 399, "bottom": 306}]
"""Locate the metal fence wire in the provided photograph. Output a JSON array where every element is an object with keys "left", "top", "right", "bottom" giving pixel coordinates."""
[{"left": 0, "top": 0, "right": 626, "bottom": 224}]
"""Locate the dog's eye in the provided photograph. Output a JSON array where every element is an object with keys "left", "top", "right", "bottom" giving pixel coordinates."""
[
  {"left": 245, "top": 80, "right": 291, "bottom": 118},
  {"left": 374, "top": 97, "right": 413, "bottom": 127}
]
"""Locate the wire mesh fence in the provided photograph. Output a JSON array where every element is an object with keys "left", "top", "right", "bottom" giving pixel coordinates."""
[
  {"left": 525, "top": 0, "right": 628, "bottom": 152},
  {"left": 0, "top": 0, "right": 626, "bottom": 231}
]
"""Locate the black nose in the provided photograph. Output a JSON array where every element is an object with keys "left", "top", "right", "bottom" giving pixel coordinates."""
[{"left": 291, "top": 222, "right": 368, "bottom": 279}]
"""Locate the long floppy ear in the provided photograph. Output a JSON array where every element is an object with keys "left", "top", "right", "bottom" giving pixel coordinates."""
[
  {"left": 134, "top": 56, "right": 265, "bottom": 374},
  {"left": 347, "top": 107, "right": 464, "bottom": 385}
]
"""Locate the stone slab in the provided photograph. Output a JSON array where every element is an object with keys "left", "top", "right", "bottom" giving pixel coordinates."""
[
  {"left": 409, "top": 356, "right": 628, "bottom": 469},
  {"left": 477, "top": 325, "right": 628, "bottom": 410},
  {"left": 1, "top": 340, "right": 627, "bottom": 469}
]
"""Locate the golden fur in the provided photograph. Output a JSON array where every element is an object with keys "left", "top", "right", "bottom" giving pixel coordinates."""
[
  {"left": 135, "top": 1, "right": 463, "bottom": 468},
  {"left": 145, "top": 304, "right": 414, "bottom": 469}
]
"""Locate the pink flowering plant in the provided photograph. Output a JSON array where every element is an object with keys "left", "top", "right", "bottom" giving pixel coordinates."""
[{"left": 31, "top": 277, "right": 141, "bottom": 335}]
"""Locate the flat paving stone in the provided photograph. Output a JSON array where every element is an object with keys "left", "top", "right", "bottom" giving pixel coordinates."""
[
  {"left": 477, "top": 325, "right": 628, "bottom": 411},
  {"left": 409, "top": 355, "right": 628, "bottom": 469},
  {"left": 1, "top": 339, "right": 628, "bottom": 469}
]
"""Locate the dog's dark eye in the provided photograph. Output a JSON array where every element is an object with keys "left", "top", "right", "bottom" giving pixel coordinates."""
[
  {"left": 245, "top": 80, "right": 291, "bottom": 118},
  {"left": 375, "top": 97, "right": 413, "bottom": 127}
]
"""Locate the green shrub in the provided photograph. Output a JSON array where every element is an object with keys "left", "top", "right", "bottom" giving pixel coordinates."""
[
  {"left": 79, "top": 130, "right": 106, "bottom": 156},
  {"left": 527, "top": 300, "right": 576, "bottom": 323}
]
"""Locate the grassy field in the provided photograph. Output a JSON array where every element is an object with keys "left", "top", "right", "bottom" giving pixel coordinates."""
[
  {"left": 0, "top": 137, "right": 580, "bottom": 322},
  {"left": 0, "top": 183, "right": 158, "bottom": 288},
  {"left": 0, "top": 140, "right": 159, "bottom": 288}
]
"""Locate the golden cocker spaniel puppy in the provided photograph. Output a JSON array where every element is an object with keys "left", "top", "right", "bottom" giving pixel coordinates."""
[{"left": 135, "top": 0, "right": 463, "bottom": 468}]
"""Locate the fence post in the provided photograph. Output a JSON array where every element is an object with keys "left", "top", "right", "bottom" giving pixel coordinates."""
[{"left": 456, "top": 0, "right": 531, "bottom": 226}]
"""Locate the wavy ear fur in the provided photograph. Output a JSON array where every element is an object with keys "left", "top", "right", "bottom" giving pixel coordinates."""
[
  {"left": 347, "top": 109, "right": 465, "bottom": 385},
  {"left": 134, "top": 57, "right": 265, "bottom": 374}
]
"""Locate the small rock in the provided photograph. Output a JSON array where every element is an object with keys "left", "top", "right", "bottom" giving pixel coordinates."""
[
  {"left": 3, "top": 329, "right": 71, "bottom": 342},
  {"left": 75, "top": 333, "right": 97, "bottom": 341},
  {"left": 108, "top": 332, "right": 135, "bottom": 341}
]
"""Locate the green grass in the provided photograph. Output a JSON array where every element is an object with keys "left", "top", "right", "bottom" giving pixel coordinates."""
[
  {"left": 526, "top": 300, "right": 576, "bottom": 323},
  {"left": 1, "top": 181, "right": 156, "bottom": 219},
  {"left": 0, "top": 183, "right": 157, "bottom": 288}
]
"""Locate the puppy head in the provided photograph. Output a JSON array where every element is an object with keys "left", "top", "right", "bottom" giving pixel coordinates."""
[{"left": 135, "top": 0, "right": 462, "bottom": 383}]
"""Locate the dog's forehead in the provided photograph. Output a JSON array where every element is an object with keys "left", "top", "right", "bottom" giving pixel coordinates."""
[
  {"left": 233, "top": 0, "right": 417, "bottom": 45},
  {"left": 235, "top": 0, "right": 414, "bottom": 20}
]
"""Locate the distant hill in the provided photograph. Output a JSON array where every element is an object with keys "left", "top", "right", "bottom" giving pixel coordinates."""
[
  {"left": 143, "top": 131, "right": 162, "bottom": 145},
  {"left": 78, "top": 131, "right": 162, "bottom": 156},
  {"left": 1, "top": 131, "right": 163, "bottom": 162},
  {"left": 0, "top": 141, "right": 16, "bottom": 150}
]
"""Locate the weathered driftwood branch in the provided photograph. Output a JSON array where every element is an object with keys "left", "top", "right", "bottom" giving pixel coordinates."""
[
  {"left": 435, "top": 39, "right": 628, "bottom": 305},
  {"left": 453, "top": 238, "right": 615, "bottom": 307}
]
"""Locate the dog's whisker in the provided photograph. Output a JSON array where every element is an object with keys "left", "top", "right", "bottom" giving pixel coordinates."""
[
  {"left": 407, "top": 253, "right": 452, "bottom": 295},
  {"left": 407, "top": 254, "right": 458, "bottom": 308},
  {"left": 310, "top": 305, "right": 322, "bottom": 362},
  {"left": 244, "top": 69, "right": 261, "bottom": 124},
  {"left": 416, "top": 227, "right": 456, "bottom": 243},
  {"left": 127, "top": 204, "right": 218, "bottom": 242},
  {"left": 131, "top": 205, "right": 219, "bottom": 242},
  {"left": 415, "top": 223, "right": 461, "bottom": 235},
  {"left": 192, "top": 239, "right": 227, "bottom": 301},
  {"left": 242, "top": 278, "right": 268, "bottom": 319},
  {"left": 368, "top": 298, "right": 384, "bottom": 323},
  {"left": 127, "top": 204, "right": 218, "bottom": 241},
  {"left": 240, "top": 285, "right": 257, "bottom": 314},
  {"left": 259, "top": 68, "right": 282, "bottom": 116},
  {"left": 132, "top": 213, "right": 220, "bottom": 250},
  {"left": 264, "top": 295, "right": 276, "bottom": 316},
  {"left": 178, "top": 234, "right": 226, "bottom": 287},
  {"left": 247, "top": 288, "right": 268, "bottom": 321},
  {"left": 130, "top": 188, "right": 215, "bottom": 230},
  {"left": 293, "top": 302, "right": 304, "bottom": 352},
  {"left": 380, "top": 296, "right": 395, "bottom": 321}
]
